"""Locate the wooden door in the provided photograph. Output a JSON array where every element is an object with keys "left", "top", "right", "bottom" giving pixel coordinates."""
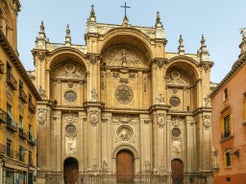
[
  {"left": 64, "top": 157, "right": 79, "bottom": 184},
  {"left": 117, "top": 150, "right": 134, "bottom": 183},
  {"left": 171, "top": 159, "right": 184, "bottom": 184}
]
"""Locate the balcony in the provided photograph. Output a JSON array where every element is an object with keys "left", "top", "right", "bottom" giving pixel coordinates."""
[
  {"left": 19, "top": 127, "right": 28, "bottom": 139},
  {"left": 18, "top": 152, "right": 25, "bottom": 162},
  {"left": 28, "top": 157, "right": 33, "bottom": 166},
  {"left": 0, "top": 60, "right": 3, "bottom": 74},
  {"left": 6, "top": 115, "right": 17, "bottom": 132},
  {"left": 28, "top": 101, "right": 36, "bottom": 114},
  {"left": 6, "top": 148, "right": 16, "bottom": 158},
  {"left": 0, "top": 109, "right": 6, "bottom": 124},
  {"left": 6, "top": 72, "right": 17, "bottom": 90},
  {"left": 28, "top": 132, "right": 36, "bottom": 145},
  {"left": 0, "top": 144, "right": 6, "bottom": 154},
  {"left": 19, "top": 89, "right": 27, "bottom": 103}
]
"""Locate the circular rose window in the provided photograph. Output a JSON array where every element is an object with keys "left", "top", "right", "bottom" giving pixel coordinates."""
[
  {"left": 65, "top": 124, "right": 76, "bottom": 134},
  {"left": 169, "top": 96, "right": 180, "bottom": 107},
  {"left": 172, "top": 128, "right": 181, "bottom": 137},
  {"left": 64, "top": 91, "right": 77, "bottom": 102},
  {"left": 115, "top": 85, "right": 133, "bottom": 104}
]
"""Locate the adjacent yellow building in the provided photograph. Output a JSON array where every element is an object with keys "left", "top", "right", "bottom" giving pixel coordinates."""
[{"left": 0, "top": 0, "right": 41, "bottom": 183}]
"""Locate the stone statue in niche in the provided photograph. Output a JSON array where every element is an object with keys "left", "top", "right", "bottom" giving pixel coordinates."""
[
  {"left": 204, "top": 96, "right": 211, "bottom": 107},
  {"left": 38, "top": 108, "right": 46, "bottom": 125},
  {"left": 145, "top": 160, "right": 151, "bottom": 172},
  {"left": 38, "top": 86, "right": 47, "bottom": 99},
  {"left": 156, "top": 93, "right": 164, "bottom": 103},
  {"left": 120, "top": 49, "right": 128, "bottom": 66},
  {"left": 91, "top": 89, "right": 98, "bottom": 101}
]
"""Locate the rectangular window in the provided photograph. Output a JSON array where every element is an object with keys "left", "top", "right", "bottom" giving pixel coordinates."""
[
  {"left": 224, "top": 115, "right": 231, "bottom": 138},
  {"left": 29, "top": 151, "right": 33, "bottom": 165},
  {"left": 224, "top": 88, "right": 228, "bottom": 100},
  {"left": 19, "top": 115, "right": 23, "bottom": 128},
  {"left": 6, "top": 139, "right": 12, "bottom": 157},
  {"left": 19, "top": 146, "right": 24, "bottom": 162},
  {"left": 225, "top": 151, "right": 231, "bottom": 167}
]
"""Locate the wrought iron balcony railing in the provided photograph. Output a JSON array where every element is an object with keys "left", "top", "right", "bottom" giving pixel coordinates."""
[
  {"left": 6, "top": 72, "right": 17, "bottom": 90},
  {"left": 0, "top": 108, "right": 6, "bottom": 124},
  {"left": 19, "top": 89, "right": 28, "bottom": 103},
  {"left": 28, "top": 132, "right": 36, "bottom": 145},
  {"left": 0, "top": 144, "right": 6, "bottom": 154},
  {"left": 6, "top": 115, "right": 17, "bottom": 132},
  {"left": 19, "top": 127, "right": 28, "bottom": 139},
  {"left": 28, "top": 101, "right": 36, "bottom": 113},
  {"left": 0, "top": 60, "right": 3, "bottom": 74}
]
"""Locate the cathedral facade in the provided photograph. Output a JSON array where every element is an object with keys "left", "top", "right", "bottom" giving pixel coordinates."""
[{"left": 32, "top": 6, "right": 214, "bottom": 184}]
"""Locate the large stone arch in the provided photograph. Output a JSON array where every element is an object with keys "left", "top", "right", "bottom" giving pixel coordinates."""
[
  {"left": 48, "top": 47, "right": 88, "bottom": 71},
  {"left": 48, "top": 48, "right": 88, "bottom": 106},
  {"left": 112, "top": 144, "right": 139, "bottom": 159},
  {"left": 100, "top": 27, "right": 153, "bottom": 66},
  {"left": 165, "top": 56, "right": 200, "bottom": 110}
]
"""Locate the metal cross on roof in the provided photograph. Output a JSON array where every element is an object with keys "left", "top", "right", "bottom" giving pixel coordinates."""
[{"left": 121, "top": 2, "right": 130, "bottom": 19}]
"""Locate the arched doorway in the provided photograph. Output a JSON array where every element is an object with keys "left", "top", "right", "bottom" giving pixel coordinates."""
[
  {"left": 116, "top": 149, "right": 134, "bottom": 183},
  {"left": 171, "top": 159, "right": 184, "bottom": 184},
  {"left": 64, "top": 157, "right": 79, "bottom": 184}
]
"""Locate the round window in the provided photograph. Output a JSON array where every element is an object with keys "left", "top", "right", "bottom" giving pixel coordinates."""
[
  {"left": 169, "top": 96, "right": 180, "bottom": 107},
  {"left": 115, "top": 85, "right": 133, "bottom": 104},
  {"left": 172, "top": 128, "right": 181, "bottom": 137},
  {"left": 64, "top": 91, "right": 77, "bottom": 102},
  {"left": 65, "top": 124, "right": 76, "bottom": 134}
]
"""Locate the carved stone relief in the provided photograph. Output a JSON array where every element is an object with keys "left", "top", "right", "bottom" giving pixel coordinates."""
[
  {"left": 38, "top": 108, "right": 46, "bottom": 125},
  {"left": 171, "top": 117, "right": 184, "bottom": 128},
  {"left": 203, "top": 115, "right": 211, "bottom": 129},
  {"left": 172, "top": 140, "right": 181, "bottom": 155},
  {"left": 90, "top": 89, "right": 98, "bottom": 101},
  {"left": 65, "top": 136, "right": 76, "bottom": 155},
  {"left": 117, "top": 125, "right": 134, "bottom": 141},
  {"left": 63, "top": 113, "right": 78, "bottom": 124},
  {"left": 103, "top": 47, "right": 146, "bottom": 68},
  {"left": 157, "top": 114, "right": 166, "bottom": 128},
  {"left": 90, "top": 110, "right": 99, "bottom": 127}
]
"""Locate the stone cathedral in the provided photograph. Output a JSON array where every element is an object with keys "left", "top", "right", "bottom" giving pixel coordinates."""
[{"left": 31, "top": 5, "right": 214, "bottom": 184}]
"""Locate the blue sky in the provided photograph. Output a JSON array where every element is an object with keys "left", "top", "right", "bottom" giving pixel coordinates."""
[{"left": 17, "top": 0, "right": 246, "bottom": 83}]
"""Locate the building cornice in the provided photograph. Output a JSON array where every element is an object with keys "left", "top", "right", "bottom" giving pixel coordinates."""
[
  {"left": 210, "top": 54, "right": 246, "bottom": 98},
  {"left": 0, "top": 29, "right": 41, "bottom": 101}
]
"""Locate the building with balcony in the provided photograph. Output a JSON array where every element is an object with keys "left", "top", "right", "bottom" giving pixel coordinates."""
[
  {"left": 32, "top": 5, "right": 214, "bottom": 184},
  {"left": 0, "top": 0, "right": 41, "bottom": 183},
  {"left": 211, "top": 29, "right": 246, "bottom": 184}
]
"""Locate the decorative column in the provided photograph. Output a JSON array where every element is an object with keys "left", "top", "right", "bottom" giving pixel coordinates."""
[{"left": 84, "top": 100, "right": 104, "bottom": 173}]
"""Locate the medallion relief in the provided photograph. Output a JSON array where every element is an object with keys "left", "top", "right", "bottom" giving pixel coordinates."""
[
  {"left": 157, "top": 114, "right": 166, "bottom": 128},
  {"left": 116, "top": 125, "right": 134, "bottom": 141},
  {"left": 90, "top": 110, "right": 99, "bottom": 127}
]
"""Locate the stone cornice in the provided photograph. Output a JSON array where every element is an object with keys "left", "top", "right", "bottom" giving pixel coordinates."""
[
  {"left": 210, "top": 54, "right": 246, "bottom": 98},
  {"left": 0, "top": 29, "right": 41, "bottom": 101}
]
